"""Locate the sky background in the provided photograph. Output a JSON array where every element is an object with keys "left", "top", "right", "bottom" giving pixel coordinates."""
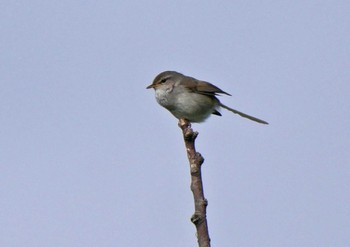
[{"left": 1, "top": 1, "right": 349, "bottom": 246}]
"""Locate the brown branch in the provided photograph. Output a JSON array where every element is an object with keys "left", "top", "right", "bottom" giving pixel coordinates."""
[{"left": 178, "top": 119, "right": 211, "bottom": 247}]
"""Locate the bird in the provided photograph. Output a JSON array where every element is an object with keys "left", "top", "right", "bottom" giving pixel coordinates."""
[{"left": 146, "top": 71, "right": 268, "bottom": 124}]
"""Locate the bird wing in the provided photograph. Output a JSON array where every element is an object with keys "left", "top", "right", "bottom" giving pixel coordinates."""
[{"left": 180, "top": 76, "right": 231, "bottom": 96}]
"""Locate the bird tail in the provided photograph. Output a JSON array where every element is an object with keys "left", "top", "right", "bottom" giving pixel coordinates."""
[{"left": 219, "top": 103, "right": 268, "bottom": 125}]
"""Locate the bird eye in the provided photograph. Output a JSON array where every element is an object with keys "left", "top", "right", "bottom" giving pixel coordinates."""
[{"left": 160, "top": 78, "right": 167, "bottom": 83}]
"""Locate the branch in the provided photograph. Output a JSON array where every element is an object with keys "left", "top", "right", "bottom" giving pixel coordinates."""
[{"left": 178, "top": 119, "right": 211, "bottom": 247}]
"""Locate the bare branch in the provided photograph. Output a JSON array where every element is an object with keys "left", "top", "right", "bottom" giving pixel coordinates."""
[{"left": 178, "top": 119, "right": 211, "bottom": 247}]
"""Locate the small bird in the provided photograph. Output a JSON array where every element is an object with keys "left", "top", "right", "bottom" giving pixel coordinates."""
[{"left": 146, "top": 71, "right": 268, "bottom": 124}]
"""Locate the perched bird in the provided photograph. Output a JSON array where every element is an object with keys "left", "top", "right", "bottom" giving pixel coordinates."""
[{"left": 147, "top": 71, "right": 268, "bottom": 124}]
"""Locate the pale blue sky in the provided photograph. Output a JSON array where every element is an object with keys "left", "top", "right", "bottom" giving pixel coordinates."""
[{"left": 1, "top": 1, "right": 349, "bottom": 246}]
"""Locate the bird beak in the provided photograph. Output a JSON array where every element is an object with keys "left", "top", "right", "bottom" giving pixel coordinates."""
[{"left": 146, "top": 84, "right": 156, "bottom": 89}]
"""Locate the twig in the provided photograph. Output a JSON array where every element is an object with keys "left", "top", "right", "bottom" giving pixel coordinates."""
[{"left": 178, "top": 118, "right": 211, "bottom": 247}]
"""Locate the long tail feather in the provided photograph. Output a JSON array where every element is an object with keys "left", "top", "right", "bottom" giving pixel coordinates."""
[{"left": 220, "top": 103, "right": 268, "bottom": 124}]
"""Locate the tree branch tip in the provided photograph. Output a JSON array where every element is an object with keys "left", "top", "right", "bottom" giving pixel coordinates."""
[{"left": 178, "top": 118, "right": 191, "bottom": 129}]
